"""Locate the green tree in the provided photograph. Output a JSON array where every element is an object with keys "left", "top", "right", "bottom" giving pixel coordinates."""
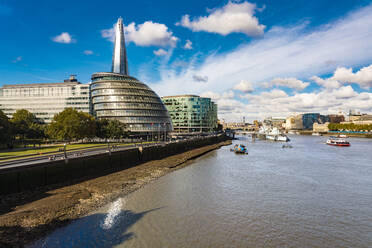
[
  {"left": 0, "top": 110, "right": 13, "bottom": 146},
  {"left": 47, "top": 108, "right": 96, "bottom": 141},
  {"left": 96, "top": 119, "right": 128, "bottom": 139},
  {"left": 11, "top": 109, "right": 44, "bottom": 141}
]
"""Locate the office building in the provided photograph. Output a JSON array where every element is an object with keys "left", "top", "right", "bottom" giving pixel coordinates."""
[
  {"left": 91, "top": 17, "right": 172, "bottom": 135},
  {"left": 0, "top": 75, "right": 90, "bottom": 123},
  {"left": 161, "top": 95, "right": 217, "bottom": 133}
]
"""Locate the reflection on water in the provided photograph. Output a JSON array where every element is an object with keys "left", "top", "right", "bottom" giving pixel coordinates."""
[{"left": 32, "top": 135, "right": 372, "bottom": 248}]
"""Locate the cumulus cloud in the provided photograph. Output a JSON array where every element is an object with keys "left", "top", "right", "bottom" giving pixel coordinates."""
[
  {"left": 153, "top": 48, "right": 168, "bottom": 56},
  {"left": 83, "top": 50, "right": 93, "bottom": 55},
  {"left": 332, "top": 65, "right": 372, "bottom": 89},
  {"left": 148, "top": 4, "right": 372, "bottom": 121},
  {"left": 193, "top": 75, "right": 208, "bottom": 82},
  {"left": 233, "top": 80, "right": 254, "bottom": 93},
  {"left": 310, "top": 64, "right": 372, "bottom": 89},
  {"left": 183, "top": 40, "right": 193, "bottom": 49},
  {"left": 102, "top": 21, "right": 178, "bottom": 47},
  {"left": 176, "top": 1, "right": 265, "bottom": 36},
  {"left": 310, "top": 76, "right": 341, "bottom": 89},
  {"left": 52, "top": 32, "right": 75, "bottom": 43},
  {"left": 263, "top": 77, "right": 309, "bottom": 91},
  {"left": 152, "top": 4, "right": 372, "bottom": 97}
]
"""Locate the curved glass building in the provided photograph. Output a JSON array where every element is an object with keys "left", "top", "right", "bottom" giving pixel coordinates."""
[
  {"left": 91, "top": 72, "right": 172, "bottom": 133},
  {"left": 91, "top": 17, "right": 172, "bottom": 136}
]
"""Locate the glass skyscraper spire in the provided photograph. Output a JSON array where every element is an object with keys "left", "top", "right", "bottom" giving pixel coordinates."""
[
  {"left": 111, "top": 17, "right": 129, "bottom": 75},
  {"left": 91, "top": 17, "right": 173, "bottom": 136}
]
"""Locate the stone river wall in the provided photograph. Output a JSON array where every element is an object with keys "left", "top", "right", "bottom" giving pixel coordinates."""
[{"left": 0, "top": 135, "right": 228, "bottom": 195}]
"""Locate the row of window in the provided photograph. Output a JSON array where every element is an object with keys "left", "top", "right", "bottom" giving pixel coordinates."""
[
  {"left": 92, "top": 95, "right": 162, "bottom": 104},
  {"left": 91, "top": 88, "right": 156, "bottom": 97},
  {"left": 95, "top": 109, "right": 168, "bottom": 117},
  {"left": 94, "top": 102, "right": 165, "bottom": 110}
]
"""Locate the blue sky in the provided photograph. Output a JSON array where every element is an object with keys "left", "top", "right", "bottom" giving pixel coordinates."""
[{"left": 1, "top": 0, "right": 372, "bottom": 121}]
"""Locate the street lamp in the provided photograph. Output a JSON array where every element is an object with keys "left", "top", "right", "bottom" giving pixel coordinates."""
[{"left": 64, "top": 143, "right": 68, "bottom": 163}]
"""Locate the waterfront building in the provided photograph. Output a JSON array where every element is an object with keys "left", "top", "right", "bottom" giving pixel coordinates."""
[
  {"left": 0, "top": 75, "right": 90, "bottom": 123},
  {"left": 302, "top": 113, "right": 329, "bottom": 130},
  {"left": 313, "top": 122, "right": 329, "bottom": 132},
  {"left": 161, "top": 95, "right": 217, "bottom": 133},
  {"left": 328, "top": 114, "right": 345, "bottom": 123},
  {"left": 264, "top": 117, "right": 286, "bottom": 130},
  {"left": 285, "top": 115, "right": 303, "bottom": 130},
  {"left": 91, "top": 18, "right": 172, "bottom": 136},
  {"left": 341, "top": 114, "right": 372, "bottom": 125}
]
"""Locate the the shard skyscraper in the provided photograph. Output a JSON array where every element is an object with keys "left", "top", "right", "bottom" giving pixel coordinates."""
[
  {"left": 111, "top": 17, "right": 129, "bottom": 75},
  {"left": 91, "top": 17, "right": 173, "bottom": 136}
]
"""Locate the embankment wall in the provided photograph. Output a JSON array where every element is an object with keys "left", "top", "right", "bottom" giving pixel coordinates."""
[{"left": 0, "top": 135, "right": 228, "bottom": 195}]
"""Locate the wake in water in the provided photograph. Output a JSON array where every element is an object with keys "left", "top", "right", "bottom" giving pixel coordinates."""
[{"left": 101, "top": 198, "right": 124, "bottom": 229}]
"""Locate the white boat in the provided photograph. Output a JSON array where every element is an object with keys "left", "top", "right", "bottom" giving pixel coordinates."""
[
  {"left": 312, "top": 132, "right": 322, "bottom": 136},
  {"left": 265, "top": 127, "right": 290, "bottom": 142}
]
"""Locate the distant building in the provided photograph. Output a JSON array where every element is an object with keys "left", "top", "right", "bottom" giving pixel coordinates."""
[
  {"left": 313, "top": 122, "right": 329, "bottom": 132},
  {"left": 285, "top": 115, "right": 303, "bottom": 130},
  {"left": 161, "top": 95, "right": 217, "bottom": 133},
  {"left": 302, "top": 113, "right": 329, "bottom": 130},
  {"left": 0, "top": 75, "right": 91, "bottom": 123},
  {"left": 328, "top": 114, "right": 345, "bottom": 123},
  {"left": 264, "top": 117, "right": 286, "bottom": 129},
  {"left": 341, "top": 114, "right": 372, "bottom": 125}
]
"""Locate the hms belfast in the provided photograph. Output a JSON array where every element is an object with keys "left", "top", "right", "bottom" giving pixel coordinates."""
[{"left": 91, "top": 18, "right": 173, "bottom": 137}]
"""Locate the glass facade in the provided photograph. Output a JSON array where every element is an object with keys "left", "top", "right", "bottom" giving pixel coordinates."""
[
  {"left": 302, "top": 113, "right": 329, "bottom": 130},
  {"left": 161, "top": 95, "right": 217, "bottom": 133},
  {"left": 0, "top": 76, "right": 91, "bottom": 123},
  {"left": 91, "top": 72, "right": 172, "bottom": 133}
]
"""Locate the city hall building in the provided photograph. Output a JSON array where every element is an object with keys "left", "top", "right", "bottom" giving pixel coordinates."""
[
  {"left": 90, "top": 17, "right": 172, "bottom": 135},
  {"left": 0, "top": 75, "right": 91, "bottom": 123},
  {"left": 161, "top": 95, "right": 217, "bottom": 133}
]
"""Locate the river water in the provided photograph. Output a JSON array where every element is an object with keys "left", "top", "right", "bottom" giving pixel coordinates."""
[{"left": 31, "top": 135, "right": 372, "bottom": 248}]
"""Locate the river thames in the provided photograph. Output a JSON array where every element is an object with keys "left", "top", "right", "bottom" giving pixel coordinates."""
[{"left": 31, "top": 135, "right": 372, "bottom": 248}]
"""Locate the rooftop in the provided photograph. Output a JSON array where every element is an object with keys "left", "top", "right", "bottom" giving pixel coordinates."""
[{"left": 162, "top": 95, "right": 200, "bottom": 98}]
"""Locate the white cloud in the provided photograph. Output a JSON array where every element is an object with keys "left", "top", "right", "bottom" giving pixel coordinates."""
[
  {"left": 310, "top": 75, "right": 341, "bottom": 89},
  {"left": 332, "top": 85, "right": 357, "bottom": 99},
  {"left": 332, "top": 65, "right": 372, "bottom": 89},
  {"left": 148, "top": 4, "right": 372, "bottom": 121},
  {"left": 102, "top": 21, "right": 178, "bottom": 47},
  {"left": 183, "top": 40, "right": 193, "bottom": 49},
  {"left": 52, "top": 32, "right": 75, "bottom": 43},
  {"left": 310, "top": 64, "right": 372, "bottom": 89},
  {"left": 233, "top": 80, "right": 254, "bottom": 93},
  {"left": 263, "top": 77, "right": 309, "bottom": 91},
  {"left": 153, "top": 48, "right": 168, "bottom": 56},
  {"left": 151, "top": 4, "right": 372, "bottom": 97},
  {"left": 176, "top": 1, "right": 265, "bottom": 36},
  {"left": 83, "top": 50, "right": 93, "bottom": 55}
]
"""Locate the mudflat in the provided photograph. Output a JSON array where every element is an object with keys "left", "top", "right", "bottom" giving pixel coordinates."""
[{"left": 0, "top": 140, "right": 231, "bottom": 247}]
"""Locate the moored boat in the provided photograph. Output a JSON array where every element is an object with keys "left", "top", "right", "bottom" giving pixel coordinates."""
[
  {"left": 326, "top": 137, "right": 350, "bottom": 147},
  {"left": 232, "top": 144, "right": 248, "bottom": 154}
]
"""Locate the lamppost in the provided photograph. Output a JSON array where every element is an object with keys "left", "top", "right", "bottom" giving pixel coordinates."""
[{"left": 64, "top": 143, "right": 68, "bottom": 163}]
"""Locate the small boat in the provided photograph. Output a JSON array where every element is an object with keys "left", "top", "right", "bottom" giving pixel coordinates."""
[
  {"left": 312, "top": 132, "right": 322, "bottom": 136},
  {"left": 282, "top": 144, "right": 293, "bottom": 148},
  {"left": 266, "top": 127, "right": 290, "bottom": 142},
  {"left": 231, "top": 144, "right": 248, "bottom": 154},
  {"left": 326, "top": 137, "right": 350, "bottom": 147}
]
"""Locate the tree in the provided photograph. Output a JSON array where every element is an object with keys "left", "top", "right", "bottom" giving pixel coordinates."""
[
  {"left": 11, "top": 109, "right": 44, "bottom": 141},
  {"left": 0, "top": 110, "right": 13, "bottom": 145},
  {"left": 96, "top": 119, "right": 128, "bottom": 140},
  {"left": 47, "top": 108, "right": 96, "bottom": 141}
]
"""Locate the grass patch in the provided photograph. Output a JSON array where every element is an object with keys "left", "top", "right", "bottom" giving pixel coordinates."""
[{"left": 0, "top": 141, "right": 157, "bottom": 161}]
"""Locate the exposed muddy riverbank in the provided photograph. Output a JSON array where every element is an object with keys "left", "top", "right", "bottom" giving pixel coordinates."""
[{"left": 0, "top": 140, "right": 231, "bottom": 247}]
